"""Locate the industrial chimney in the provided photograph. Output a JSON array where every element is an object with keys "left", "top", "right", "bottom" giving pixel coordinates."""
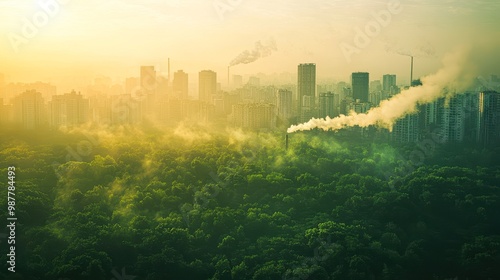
[{"left": 410, "top": 56, "right": 413, "bottom": 87}]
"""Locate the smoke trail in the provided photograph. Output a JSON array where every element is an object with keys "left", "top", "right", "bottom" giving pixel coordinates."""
[
  {"left": 288, "top": 43, "right": 499, "bottom": 134},
  {"left": 384, "top": 40, "right": 436, "bottom": 58},
  {"left": 229, "top": 38, "right": 277, "bottom": 67}
]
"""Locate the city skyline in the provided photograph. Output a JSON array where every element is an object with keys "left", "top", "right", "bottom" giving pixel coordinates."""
[
  {"left": 0, "top": 64, "right": 438, "bottom": 103},
  {"left": 1, "top": 0, "right": 500, "bottom": 136}
]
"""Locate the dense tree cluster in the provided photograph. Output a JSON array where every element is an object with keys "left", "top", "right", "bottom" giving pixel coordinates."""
[{"left": 0, "top": 125, "right": 499, "bottom": 279}]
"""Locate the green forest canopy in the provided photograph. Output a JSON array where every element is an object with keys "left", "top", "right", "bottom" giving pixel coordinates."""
[{"left": 0, "top": 124, "right": 499, "bottom": 280}]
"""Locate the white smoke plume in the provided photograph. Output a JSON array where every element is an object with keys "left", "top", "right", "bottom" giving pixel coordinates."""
[
  {"left": 288, "top": 42, "right": 499, "bottom": 134},
  {"left": 229, "top": 38, "right": 277, "bottom": 67}
]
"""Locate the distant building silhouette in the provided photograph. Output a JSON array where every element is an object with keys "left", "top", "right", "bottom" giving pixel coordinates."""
[
  {"left": 370, "top": 80, "right": 382, "bottom": 92},
  {"left": 319, "top": 92, "right": 337, "bottom": 118},
  {"left": 276, "top": 89, "right": 293, "bottom": 123},
  {"left": 12, "top": 90, "right": 46, "bottom": 129},
  {"left": 383, "top": 74, "right": 396, "bottom": 93},
  {"left": 173, "top": 70, "right": 188, "bottom": 99},
  {"left": 199, "top": 70, "right": 217, "bottom": 104},
  {"left": 49, "top": 91, "right": 89, "bottom": 127},
  {"left": 231, "top": 103, "right": 276, "bottom": 130}
]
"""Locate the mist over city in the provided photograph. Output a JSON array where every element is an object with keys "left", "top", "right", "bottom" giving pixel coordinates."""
[{"left": 1, "top": 0, "right": 499, "bottom": 279}]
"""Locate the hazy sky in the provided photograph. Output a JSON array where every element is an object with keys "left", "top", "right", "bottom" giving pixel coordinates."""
[{"left": 1, "top": 0, "right": 499, "bottom": 91}]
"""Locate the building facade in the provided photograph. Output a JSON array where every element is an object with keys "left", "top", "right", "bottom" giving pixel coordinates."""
[
  {"left": 319, "top": 92, "right": 336, "bottom": 118},
  {"left": 12, "top": 90, "right": 46, "bottom": 129},
  {"left": 352, "top": 72, "right": 369, "bottom": 103},
  {"left": 277, "top": 89, "right": 293, "bottom": 123},
  {"left": 49, "top": 91, "right": 89, "bottom": 127},
  {"left": 298, "top": 63, "right": 316, "bottom": 122}
]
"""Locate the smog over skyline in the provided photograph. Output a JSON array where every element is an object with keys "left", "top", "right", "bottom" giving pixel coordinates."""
[{"left": 1, "top": 1, "right": 500, "bottom": 279}]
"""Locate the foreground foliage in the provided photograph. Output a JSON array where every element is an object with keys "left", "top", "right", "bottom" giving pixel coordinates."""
[{"left": 0, "top": 126, "right": 499, "bottom": 279}]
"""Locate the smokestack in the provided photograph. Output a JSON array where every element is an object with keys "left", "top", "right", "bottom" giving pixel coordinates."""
[
  {"left": 285, "top": 134, "right": 289, "bottom": 150},
  {"left": 410, "top": 56, "right": 413, "bottom": 87}
]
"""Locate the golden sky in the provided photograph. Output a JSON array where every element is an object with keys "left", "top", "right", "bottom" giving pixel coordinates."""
[{"left": 1, "top": 0, "right": 499, "bottom": 90}]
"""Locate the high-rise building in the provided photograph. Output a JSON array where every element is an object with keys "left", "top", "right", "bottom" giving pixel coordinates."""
[
  {"left": 392, "top": 113, "right": 419, "bottom": 143},
  {"left": 336, "top": 82, "right": 349, "bottom": 100},
  {"left": 370, "top": 80, "right": 382, "bottom": 92},
  {"left": 168, "top": 98, "right": 184, "bottom": 122},
  {"left": 199, "top": 70, "right": 217, "bottom": 104},
  {"left": 173, "top": 70, "right": 188, "bottom": 99},
  {"left": 319, "top": 92, "right": 336, "bottom": 118},
  {"left": 301, "top": 95, "right": 314, "bottom": 123},
  {"left": 462, "top": 92, "right": 480, "bottom": 143},
  {"left": 369, "top": 91, "right": 384, "bottom": 106},
  {"left": 420, "top": 100, "right": 439, "bottom": 131},
  {"left": 223, "top": 93, "right": 242, "bottom": 116},
  {"left": 183, "top": 100, "right": 210, "bottom": 123},
  {"left": 352, "top": 72, "right": 369, "bottom": 103},
  {"left": 440, "top": 95, "right": 466, "bottom": 142},
  {"left": 49, "top": 91, "right": 89, "bottom": 127},
  {"left": 12, "top": 90, "right": 46, "bottom": 129},
  {"left": 231, "top": 103, "right": 276, "bottom": 130},
  {"left": 276, "top": 89, "right": 293, "bottom": 122},
  {"left": 477, "top": 91, "right": 500, "bottom": 145},
  {"left": 140, "top": 66, "right": 156, "bottom": 95},
  {"left": 298, "top": 63, "right": 316, "bottom": 122},
  {"left": 383, "top": 74, "right": 396, "bottom": 93}
]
